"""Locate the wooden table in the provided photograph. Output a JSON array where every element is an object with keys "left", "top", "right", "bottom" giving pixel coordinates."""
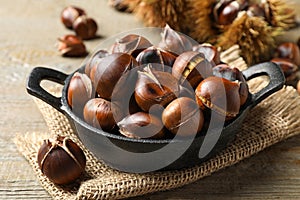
[{"left": 1, "top": 0, "right": 300, "bottom": 199}]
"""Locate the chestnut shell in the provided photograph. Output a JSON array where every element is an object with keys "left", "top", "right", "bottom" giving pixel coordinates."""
[
  {"left": 195, "top": 76, "right": 241, "bottom": 120},
  {"left": 172, "top": 51, "right": 213, "bottom": 88},
  {"left": 93, "top": 53, "right": 138, "bottom": 100},
  {"left": 83, "top": 98, "right": 116, "bottom": 131},
  {"left": 135, "top": 66, "right": 180, "bottom": 112},
  {"left": 117, "top": 112, "right": 165, "bottom": 139},
  {"left": 37, "top": 136, "right": 86, "bottom": 185},
  {"left": 162, "top": 97, "right": 204, "bottom": 137}
]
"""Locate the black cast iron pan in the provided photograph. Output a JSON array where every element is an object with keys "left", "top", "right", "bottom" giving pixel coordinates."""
[{"left": 26, "top": 62, "right": 284, "bottom": 173}]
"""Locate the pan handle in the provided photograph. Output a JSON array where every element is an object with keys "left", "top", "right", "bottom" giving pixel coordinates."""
[
  {"left": 26, "top": 67, "right": 68, "bottom": 113},
  {"left": 243, "top": 62, "right": 285, "bottom": 108}
]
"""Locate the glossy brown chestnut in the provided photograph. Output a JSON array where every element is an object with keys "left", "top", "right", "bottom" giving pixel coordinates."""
[
  {"left": 67, "top": 72, "right": 93, "bottom": 115},
  {"left": 136, "top": 46, "right": 177, "bottom": 69},
  {"left": 61, "top": 6, "right": 86, "bottom": 29},
  {"left": 158, "top": 24, "right": 193, "bottom": 55},
  {"left": 83, "top": 98, "right": 116, "bottom": 131},
  {"left": 162, "top": 97, "right": 204, "bottom": 137},
  {"left": 271, "top": 58, "right": 298, "bottom": 83},
  {"left": 37, "top": 136, "right": 86, "bottom": 185},
  {"left": 85, "top": 49, "right": 109, "bottom": 77},
  {"left": 192, "top": 43, "right": 221, "bottom": 65},
  {"left": 117, "top": 112, "right": 165, "bottom": 139},
  {"left": 297, "top": 37, "right": 300, "bottom": 49},
  {"left": 214, "top": 0, "right": 248, "bottom": 25},
  {"left": 110, "top": 34, "right": 152, "bottom": 58},
  {"left": 172, "top": 51, "right": 213, "bottom": 88},
  {"left": 274, "top": 42, "right": 300, "bottom": 66},
  {"left": 57, "top": 35, "right": 87, "bottom": 57},
  {"left": 73, "top": 16, "right": 98, "bottom": 40},
  {"left": 135, "top": 65, "right": 180, "bottom": 112},
  {"left": 213, "top": 64, "right": 249, "bottom": 106},
  {"left": 93, "top": 53, "right": 138, "bottom": 100},
  {"left": 195, "top": 76, "right": 241, "bottom": 120}
]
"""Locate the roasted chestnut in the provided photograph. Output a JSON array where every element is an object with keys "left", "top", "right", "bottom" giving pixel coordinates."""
[
  {"left": 135, "top": 65, "right": 180, "bottom": 112},
  {"left": 110, "top": 34, "right": 152, "bottom": 58},
  {"left": 73, "top": 16, "right": 98, "bottom": 40},
  {"left": 274, "top": 42, "right": 300, "bottom": 66},
  {"left": 213, "top": 64, "right": 249, "bottom": 106},
  {"left": 162, "top": 97, "right": 204, "bottom": 137},
  {"left": 271, "top": 58, "right": 298, "bottom": 83},
  {"left": 67, "top": 72, "right": 93, "bottom": 115},
  {"left": 83, "top": 98, "right": 116, "bottom": 131},
  {"left": 136, "top": 46, "right": 177, "bottom": 69},
  {"left": 195, "top": 76, "right": 241, "bottom": 120},
  {"left": 61, "top": 6, "right": 86, "bottom": 29},
  {"left": 85, "top": 50, "right": 109, "bottom": 77},
  {"left": 192, "top": 43, "right": 221, "bottom": 65},
  {"left": 117, "top": 112, "right": 165, "bottom": 139},
  {"left": 93, "top": 53, "right": 138, "bottom": 100},
  {"left": 57, "top": 35, "right": 87, "bottom": 57},
  {"left": 172, "top": 51, "right": 213, "bottom": 88},
  {"left": 37, "top": 136, "right": 86, "bottom": 185},
  {"left": 158, "top": 24, "right": 193, "bottom": 55}
]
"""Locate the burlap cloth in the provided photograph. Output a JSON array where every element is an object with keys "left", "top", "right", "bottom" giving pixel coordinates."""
[{"left": 15, "top": 46, "right": 300, "bottom": 200}]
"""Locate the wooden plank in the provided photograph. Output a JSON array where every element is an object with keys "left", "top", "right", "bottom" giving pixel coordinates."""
[{"left": 0, "top": 0, "right": 300, "bottom": 199}]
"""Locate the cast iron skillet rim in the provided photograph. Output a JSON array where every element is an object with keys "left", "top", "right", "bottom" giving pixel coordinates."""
[{"left": 60, "top": 65, "right": 253, "bottom": 144}]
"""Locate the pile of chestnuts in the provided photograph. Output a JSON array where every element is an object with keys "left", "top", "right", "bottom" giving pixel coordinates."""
[
  {"left": 58, "top": 6, "right": 98, "bottom": 57},
  {"left": 67, "top": 25, "right": 249, "bottom": 139}
]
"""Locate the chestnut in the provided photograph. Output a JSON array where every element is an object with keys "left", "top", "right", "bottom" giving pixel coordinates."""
[
  {"left": 73, "top": 16, "right": 98, "bottom": 40},
  {"left": 271, "top": 58, "right": 298, "bottom": 83},
  {"left": 158, "top": 24, "right": 193, "bottom": 55},
  {"left": 195, "top": 76, "right": 241, "bottom": 120},
  {"left": 162, "top": 97, "right": 204, "bottom": 137},
  {"left": 172, "top": 51, "right": 213, "bottom": 88},
  {"left": 37, "top": 136, "right": 86, "bottom": 185},
  {"left": 213, "top": 64, "right": 249, "bottom": 106},
  {"left": 93, "top": 53, "right": 138, "bottom": 100},
  {"left": 297, "top": 80, "right": 300, "bottom": 94},
  {"left": 213, "top": 0, "right": 248, "bottom": 25},
  {"left": 110, "top": 34, "right": 152, "bottom": 58},
  {"left": 67, "top": 72, "right": 93, "bottom": 115},
  {"left": 83, "top": 98, "right": 116, "bottom": 131},
  {"left": 61, "top": 6, "right": 86, "bottom": 29},
  {"left": 297, "top": 37, "right": 300, "bottom": 49},
  {"left": 57, "top": 35, "right": 87, "bottom": 57},
  {"left": 85, "top": 49, "right": 109, "bottom": 77},
  {"left": 135, "top": 65, "right": 180, "bottom": 112},
  {"left": 274, "top": 42, "right": 300, "bottom": 66},
  {"left": 192, "top": 43, "right": 221, "bottom": 65},
  {"left": 117, "top": 112, "right": 165, "bottom": 139},
  {"left": 136, "top": 46, "right": 177, "bottom": 69}
]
